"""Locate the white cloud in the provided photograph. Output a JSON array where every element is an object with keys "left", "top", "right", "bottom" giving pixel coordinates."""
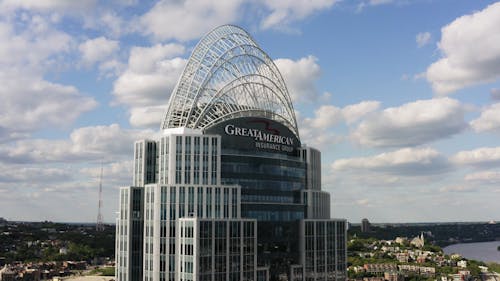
[
  {"left": 357, "top": 0, "right": 394, "bottom": 12},
  {"left": 137, "top": 0, "right": 338, "bottom": 40},
  {"left": 0, "top": 18, "right": 72, "bottom": 70},
  {"left": 332, "top": 147, "right": 450, "bottom": 176},
  {"left": 0, "top": 159, "right": 133, "bottom": 222},
  {"left": 426, "top": 2, "right": 500, "bottom": 95},
  {"left": 355, "top": 198, "right": 372, "bottom": 207},
  {"left": 465, "top": 170, "right": 500, "bottom": 184},
  {"left": 451, "top": 146, "right": 500, "bottom": 167},
  {"left": 0, "top": 164, "right": 72, "bottom": 183},
  {"left": 0, "top": 124, "right": 153, "bottom": 163},
  {"left": 342, "top": 101, "right": 381, "bottom": 124},
  {"left": 98, "top": 59, "right": 125, "bottom": 77},
  {"left": 0, "top": 71, "right": 97, "bottom": 142},
  {"left": 304, "top": 105, "right": 342, "bottom": 128},
  {"left": 113, "top": 44, "right": 187, "bottom": 127},
  {"left": 71, "top": 6, "right": 130, "bottom": 39},
  {"left": 368, "top": 0, "right": 394, "bottom": 5},
  {"left": 0, "top": 165, "right": 121, "bottom": 222},
  {"left": 95, "top": 11, "right": 126, "bottom": 38},
  {"left": 274, "top": 55, "right": 321, "bottom": 102},
  {"left": 79, "top": 36, "right": 119, "bottom": 67},
  {"left": 470, "top": 103, "right": 500, "bottom": 133},
  {"left": 127, "top": 44, "right": 185, "bottom": 74},
  {"left": 300, "top": 130, "right": 343, "bottom": 150},
  {"left": 298, "top": 101, "right": 379, "bottom": 148},
  {"left": 416, "top": 32, "right": 431, "bottom": 48},
  {"left": 0, "top": 16, "right": 97, "bottom": 142},
  {"left": 302, "top": 100, "right": 380, "bottom": 129},
  {"left": 439, "top": 185, "right": 476, "bottom": 193},
  {"left": 129, "top": 106, "right": 167, "bottom": 128},
  {"left": 0, "top": 0, "right": 96, "bottom": 13},
  {"left": 351, "top": 98, "right": 467, "bottom": 147},
  {"left": 259, "top": 0, "right": 338, "bottom": 30},
  {"left": 138, "top": 0, "right": 243, "bottom": 41},
  {"left": 80, "top": 160, "right": 133, "bottom": 186}
]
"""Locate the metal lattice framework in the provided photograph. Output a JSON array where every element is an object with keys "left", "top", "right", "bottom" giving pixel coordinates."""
[{"left": 161, "top": 25, "right": 299, "bottom": 139}]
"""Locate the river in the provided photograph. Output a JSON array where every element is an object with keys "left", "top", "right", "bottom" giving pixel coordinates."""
[{"left": 443, "top": 241, "right": 500, "bottom": 263}]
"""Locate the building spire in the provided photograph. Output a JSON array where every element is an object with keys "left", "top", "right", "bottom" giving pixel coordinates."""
[{"left": 96, "top": 162, "right": 104, "bottom": 231}]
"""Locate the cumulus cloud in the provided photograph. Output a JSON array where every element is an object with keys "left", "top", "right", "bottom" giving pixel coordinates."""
[
  {"left": 300, "top": 131, "right": 343, "bottom": 150},
  {"left": 138, "top": 0, "right": 243, "bottom": 41},
  {"left": 426, "top": 2, "right": 500, "bottom": 95},
  {"left": 0, "top": 0, "right": 96, "bottom": 13},
  {"left": 0, "top": 164, "right": 72, "bottom": 183},
  {"left": 0, "top": 17, "right": 72, "bottom": 69},
  {"left": 439, "top": 185, "right": 476, "bottom": 193},
  {"left": 357, "top": 0, "right": 395, "bottom": 11},
  {"left": 342, "top": 101, "right": 381, "bottom": 124},
  {"left": 83, "top": 11, "right": 127, "bottom": 38},
  {"left": 302, "top": 100, "right": 380, "bottom": 129},
  {"left": 298, "top": 101, "right": 379, "bottom": 148},
  {"left": 351, "top": 98, "right": 467, "bottom": 147},
  {"left": 451, "top": 146, "right": 500, "bottom": 167},
  {"left": 80, "top": 160, "right": 133, "bottom": 186},
  {"left": 137, "top": 0, "right": 337, "bottom": 40},
  {"left": 274, "top": 55, "right": 322, "bottom": 102},
  {"left": 0, "top": 124, "right": 153, "bottom": 163},
  {"left": 0, "top": 159, "right": 133, "bottom": 222},
  {"left": 98, "top": 59, "right": 125, "bottom": 77},
  {"left": 0, "top": 15, "right": 97, "bottom": 142},
  {"left": 368, "top": 0, "right": 394, "bottom": 5},
  {"left": 470, "top": 103, "right": 500, "bottom": 133},
  {"left": 259, "top": 0, "right": 338, "bottom": 30},
  {"left": 0, "top": 73, "right": 97, "bottom": 142},
  {"left": 303, "top": 105, "right": 342, "bottom": 128},
  {"left": 0, "top": 1, "right": 132, "bottom": 38},
  {"left": 416, "top": 32, "right": 431, "bottom": 48},
  {"left": 113, "top": 43, "right": 187, "bottom": 127},
  {"left": 465, "top": 170, "right": 500, "bottom": 184},
  {"left": 0, "top": 174, "right": 121, "bottom": 221},
  {"left": 355, "top": 198, "right": 373, "bottom": 207},
  {"left": 332, "top": 147, "right": 450, "bottom": 176},
  {"left": 79, "top": 36, "right": 119, "bottom": 67},
  {"left": 128, "top": 106, "right": 168, "bottom": 128}
]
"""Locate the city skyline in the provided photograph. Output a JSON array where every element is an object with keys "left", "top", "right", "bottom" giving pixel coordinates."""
[{"left": 1, "top": 0, "right": 500, "bottom": 223}]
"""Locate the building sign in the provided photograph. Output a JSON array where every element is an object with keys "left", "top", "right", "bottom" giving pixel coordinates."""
[{"left": 205, "top": 117, "right": 300, "bottom": 155}]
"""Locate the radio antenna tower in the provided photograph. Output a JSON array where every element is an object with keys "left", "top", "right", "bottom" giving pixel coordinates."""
[{"left": 96, "top": 163, "right": 104, "bottom": 231}]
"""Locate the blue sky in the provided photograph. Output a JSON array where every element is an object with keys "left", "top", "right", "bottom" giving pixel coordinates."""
[{"left": 1, "top": 0, "right": 500, "bottom": 223}]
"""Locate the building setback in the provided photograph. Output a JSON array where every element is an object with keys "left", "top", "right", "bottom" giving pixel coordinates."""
[{"left": 115, "top": 25, "right": 347, "bottom": 281}]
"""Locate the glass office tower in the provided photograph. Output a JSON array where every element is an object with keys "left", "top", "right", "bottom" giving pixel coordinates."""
[{"left": 116, "top": 25, "right": 346, "bottom": 281}]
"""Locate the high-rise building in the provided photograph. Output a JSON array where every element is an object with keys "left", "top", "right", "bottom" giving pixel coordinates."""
[
  {"left": 115, "top": 25, "right": 347, "bottom": 281},
  {"left": 361, "top": 218, "right": 370, "bottom": 233}
]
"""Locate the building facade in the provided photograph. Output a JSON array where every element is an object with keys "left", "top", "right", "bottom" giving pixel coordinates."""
[
  {"left": 361, "top": 218, "right": 370, "bottom": 233},
  {"left": 116, "top": 25, "right": 347, "bottom": 281}
]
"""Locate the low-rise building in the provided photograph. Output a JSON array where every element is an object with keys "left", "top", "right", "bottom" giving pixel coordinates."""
[
  {"left": 395, "top": 253, "right": 409, "bottom": 263},
  {"left": 0, "top": 266, "right": 16, "bottom": 281},
  {"left": 384, "top": 271, "right": 403, "bottom": 281},
  {"left": 416, "top": 255, "right": 426, "bottom": 264},
  {"left": 398, "top": 265, "right": 435, "bottom": 277},
  {"left": 419, "top": 267, "right": 435, "bottom": 277},
  {"left": 410, "top": 233, "right": 425, "bottom": 248},
  {"left": 362, "top": 277, "right": 384, "bottom": 281},
  {"left": 394, "top": 237, "right": 407, "bottom": 244},
  {"left": 364, "top": 264, "right": 397, "bottom": 274},
  {"left": 19, "top": 268, "right": 40, "bottom": 281}
]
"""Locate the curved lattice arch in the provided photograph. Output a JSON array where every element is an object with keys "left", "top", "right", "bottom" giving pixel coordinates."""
[{"left": 161, "top": 24, "right": 299, "bottom": 139}]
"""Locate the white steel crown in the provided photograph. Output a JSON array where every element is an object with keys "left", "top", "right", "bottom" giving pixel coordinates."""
[{"left": 161, "top": 25, "right": 299, "bottom": 139}]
